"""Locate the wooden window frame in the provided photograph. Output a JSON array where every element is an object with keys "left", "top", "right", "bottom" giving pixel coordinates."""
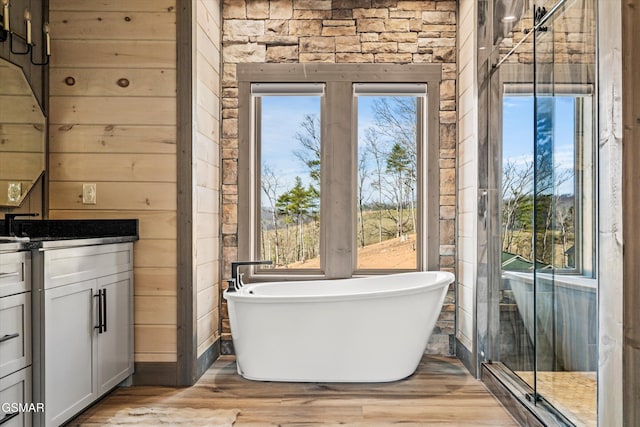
[
  {"left": 237, "top": 63, "right": 442, "bottom": 282},
  {"left": 499, "top": 64, "right": 596, "bottom": 277}
]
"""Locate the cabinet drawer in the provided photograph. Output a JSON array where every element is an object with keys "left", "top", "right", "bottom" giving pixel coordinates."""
[
  {"left": 0, "top": 253, "right": 29, "bottom": 298},
  {"left": 44, "top": 243, "right": 133, "bottom": 290},
  {"left": 0, "top": 294, "right": 31, "bottom": 379},
  {"left": 0, "top": 367, "right": 32, "bottom": 427}
]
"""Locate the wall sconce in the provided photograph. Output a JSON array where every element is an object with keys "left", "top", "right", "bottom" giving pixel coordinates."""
[{"left": 0, "top": 0, "right": 51, "bottom": 66}]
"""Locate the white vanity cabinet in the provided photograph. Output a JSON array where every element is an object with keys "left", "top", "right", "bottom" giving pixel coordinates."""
[
  {"left": 33, "top": 242, "right": 134, "bottom": 427},
  {"left": 0, "top": 249, "right": 32, "bottom": 427}
]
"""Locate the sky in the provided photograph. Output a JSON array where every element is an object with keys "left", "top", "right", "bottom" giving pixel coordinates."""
[
  {"left": 259, "top": 94, "right": 412, "bottom": 200},
  {"left": 260, "top": 95, "right": 320, "bottom": 192},
  {"left": 260, "top": 93, "right": 582, "bottom": 202},
  {"left": 503, "top": 95, "right": 578, "bottom": 195}
]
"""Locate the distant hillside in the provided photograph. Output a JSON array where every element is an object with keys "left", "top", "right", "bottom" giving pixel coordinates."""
[{"left": 288, "top": 234, "right": 417, "bottom": 269}]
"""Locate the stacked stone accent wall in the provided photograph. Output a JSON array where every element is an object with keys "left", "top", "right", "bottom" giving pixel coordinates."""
[
  {"left": 220, "top": 0, "right": 457, "bottom": 355},
  {"left": 498, "top": 1, "right": 596, "bottom": 65}
]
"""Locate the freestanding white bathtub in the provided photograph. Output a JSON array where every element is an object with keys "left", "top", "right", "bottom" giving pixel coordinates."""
[{"left": 223, "top": 271, "right": 454, "bottom": 382}]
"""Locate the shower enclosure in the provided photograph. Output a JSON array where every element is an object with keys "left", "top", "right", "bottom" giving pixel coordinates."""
[{"left": 483, "top": 0, "right": 597, "bottom": 425}]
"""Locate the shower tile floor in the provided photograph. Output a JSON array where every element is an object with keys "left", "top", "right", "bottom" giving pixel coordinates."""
[
  {"left": 516, "top": 371, "right": 597, "bottom": 427},
  {"left": 70, "top": 355, "right": 517, "bottom": 426}
]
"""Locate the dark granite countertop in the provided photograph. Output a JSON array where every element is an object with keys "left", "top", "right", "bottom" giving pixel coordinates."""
[{"left": 0, "top": 219, "right": 138, "bottom": 251}]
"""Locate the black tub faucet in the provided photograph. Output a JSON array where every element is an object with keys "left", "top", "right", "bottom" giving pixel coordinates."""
[
  {"left": 227, "top": 260, "right": 273, "bottom": 292},
  {"left": 3, "top": 213, "right": 39, "bottom": 236}
]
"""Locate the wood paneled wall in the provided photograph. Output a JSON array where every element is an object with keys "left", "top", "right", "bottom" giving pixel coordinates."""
[
  {"left": 193, "top": 0, "right": 221, "bottom": 358},
  {"left": 47, "top": 0, "right": 178, "bottom": 363},
  {"left": 622, "top": 0, "right": 640, "bottom": 423},
  {"left": 594, "top": 1, "right": 624, "bottom": 424},
  {"left": 456, "top": 0, "right": 477, "bottom": 360}
]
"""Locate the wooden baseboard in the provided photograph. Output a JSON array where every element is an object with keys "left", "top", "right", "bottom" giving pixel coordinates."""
[
  {"left": 196, "top": 340, "right": 220, "bottom": 380},
  {"left": 133, "top": 341, "right": 220, "bottom": 387},
  {"left": 455, "top": 337, "right": 476, "bottom": 377},
  {"left": 132, "top": 362, "right": 177, "bottom": 386}
]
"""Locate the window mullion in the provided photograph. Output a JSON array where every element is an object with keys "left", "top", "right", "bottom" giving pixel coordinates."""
[
  {"left": 322, "top": 81, "right": 356, "bottom": 279},
  {"left": 426, "top": 82, "right": 440, "bottom": 271}
]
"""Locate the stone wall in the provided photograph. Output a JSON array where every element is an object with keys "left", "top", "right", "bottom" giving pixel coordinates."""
[
  {"left": 220, "top": 0, "right": 457, "bottom": 355},
  {"left": 498, "top": 0, "right": 596, "bottom": 65}
]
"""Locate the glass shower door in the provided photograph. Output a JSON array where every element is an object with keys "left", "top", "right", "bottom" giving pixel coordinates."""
[
  {"left": 497, "top": 0, "right": 536, "bottom": 390},
  {"left": 495, "top": 0, "right": 597, "bottom": 425},
  {"left": 533, "top": 1, "right": 598, "bottom": 425},
  {"left": 532, "top": 12, "right": 557, "bottom": 402}
]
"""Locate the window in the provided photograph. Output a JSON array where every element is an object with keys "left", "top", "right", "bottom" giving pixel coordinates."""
[
  {"left": 354, "top": 84, "right": 427, "bottom": 270},
  {"left": 253, "top": 83, "right": 324, "bottom": 270},
  {"left": 237, "top": 64, "right": 442, "bottom": 280},
  {"left": 501, "top": 90, "right": 595, "bottom": 275}
]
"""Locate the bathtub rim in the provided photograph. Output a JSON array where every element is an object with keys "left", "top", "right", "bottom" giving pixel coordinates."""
[
  {"left": 223, "top": 270, "right": 454, "bottom": 304},
  {"left": 503, "top": 270, "right": 597, "bottom": 292}
]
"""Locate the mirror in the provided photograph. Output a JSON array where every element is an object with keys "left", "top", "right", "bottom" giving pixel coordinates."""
[{"left": 0, "top": 57, "right": 46, "bottom": 207}]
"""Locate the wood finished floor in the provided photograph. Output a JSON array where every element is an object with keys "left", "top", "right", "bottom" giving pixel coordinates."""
[{"left": 70, "top": 355, "right": 518, "bottom": 426}]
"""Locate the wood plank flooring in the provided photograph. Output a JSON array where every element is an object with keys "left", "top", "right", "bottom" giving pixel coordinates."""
[{"left": 70, "top": 355, "right": 518, "bottom": 426}]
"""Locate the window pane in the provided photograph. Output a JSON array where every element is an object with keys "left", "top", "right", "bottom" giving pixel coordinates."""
[
  {"left": 552, "top": 95, "right": 594, "bottom": 274},
  {"left": 501, "top": 95, "right": 593, "bottom": 273},
  {"left": 552, "top": 97, "right": 576, "bottom": 270},
  {"left": 258, "top": 95, "right": 322, "bottom": 269},
  {"left": 501, "top": 95, "right": 535, "bottom": 268},
  {"left": 355, "top": 95, "right": 420, "bottom": 270}
]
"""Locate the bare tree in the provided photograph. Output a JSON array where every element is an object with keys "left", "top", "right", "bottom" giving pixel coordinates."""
[
  {"left": 386, "top": 143, "right": 410, "bottom": 237},
  {"left": 501, "top": 155, "right": 576, "bottom": 267},
  {"left": 372, "top": 97, "right": 418, "bottom": 238},
  {"left": 261, "top": 165, "right": 282, "bottom": 266},
  {"left": 293, "top": 114, "right": 321, "bottom": 187},
  {"left": 357, "top": 149, "right": 369, "bottom": 248},
  {"left": 372, "top": 97, "right": 418, "bottom": 160},
  {"left": 556, "top": 204, "right": 574, "bottom": 267},
  {"left": 539, "top": 168, "right": 573, "bottom": 265},
  {"left": 501, "top": 158, "right": 534, "bottom": 253},
  {"left": 365, "top": 128, "right": 386, "bottom": 243}
]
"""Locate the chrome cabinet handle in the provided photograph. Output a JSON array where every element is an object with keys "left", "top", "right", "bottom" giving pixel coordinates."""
[{"left": 0, "top": 333, "right": 19, "bottom": 344}]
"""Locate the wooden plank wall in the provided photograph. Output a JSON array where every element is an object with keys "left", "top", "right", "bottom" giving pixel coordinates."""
[
  {"left": 597, "top": 1, "right": 623, "bottom": 424},
  {"left": 193, "top": 0, "right": 221, "bottom": 358},
  {"left": 456, "top": 0, "right": 477, "bottom": 358},
  {"left": 47, "top": 0, "right": 178, "bottom": 364},
  {"left": 622, "top": 0, "right": 640, "bottom": 423}
]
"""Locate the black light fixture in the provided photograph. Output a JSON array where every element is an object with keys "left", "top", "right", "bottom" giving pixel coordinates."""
[{"left": 0, "top": 0, "right": 51, "bottom": 66}]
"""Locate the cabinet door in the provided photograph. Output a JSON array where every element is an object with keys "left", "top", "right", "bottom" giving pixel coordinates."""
[
  {"left": 0, "top": 293, "right": 31, "bottom": 379},
  {"left": 97, "top": 271, "right": 133, "bottom": 396},
  {"left": 0, "top": 251, "right": 29, "bottom": 298},
  {"left": 43, "top": 280, "right": 97, "bottom": 427},
  {"left": 0, "top": 368, "right": 32, "bottom": 427}
]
